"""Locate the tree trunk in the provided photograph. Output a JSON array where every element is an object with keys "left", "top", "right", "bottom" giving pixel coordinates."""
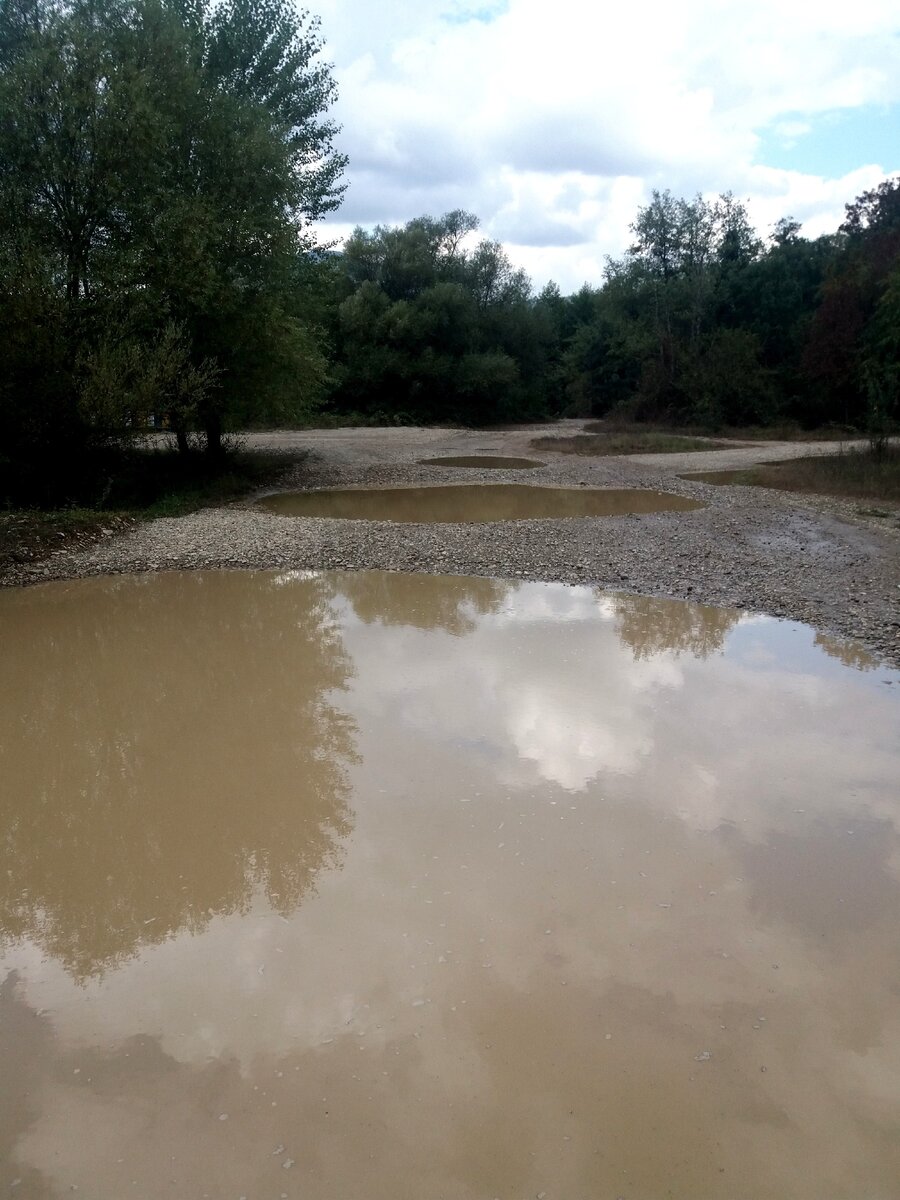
[{"left": 204, "top": 412, "right": 223, "bottom": 459}]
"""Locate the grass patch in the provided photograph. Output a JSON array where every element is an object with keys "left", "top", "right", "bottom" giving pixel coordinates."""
[
  {"left": 683, "top": 446, "right": 900, "bottom": 505},
  {"left": 268, "top": 409, "right": 427, "bottom": 430},
  {"left": 96, "top": 445, "right": 292, "bottom": 513},
  {"left": 713, "top": 423, "right": 861, "bottom": 442},
  {"left": 1, "top": 445, "right": 295, "bottom": 573},
  {"left": 531, "top": 430, "right": 731, "bottom": 456},
  {"left": 583, "top": 419, "right": 863, "bottom": 443}
]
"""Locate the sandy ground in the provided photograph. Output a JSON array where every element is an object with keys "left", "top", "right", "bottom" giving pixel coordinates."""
[
  {"left": 4, "top": 421, "right": 899, "bottom": 665},
  {"left": 233, "top": 421, "right": 871, "bottom": 472}
]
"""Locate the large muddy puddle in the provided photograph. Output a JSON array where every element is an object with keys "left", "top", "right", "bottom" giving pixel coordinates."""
[
  {"left": 257, "top": 484, "right": 704, "bottom": 521},
  {"left": 2, "top": 570, "right": 899, "bottom": 1199}
]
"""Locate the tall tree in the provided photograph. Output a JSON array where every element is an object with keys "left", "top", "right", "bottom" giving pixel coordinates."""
[
  {"left": 587, "top": 189, "right": 765, "bottom": 423},
  {"left": 331, "top": 212, "right": 557, "bottom": 425},
  {"left": 0, "top": 0, "right": 345, "bottom": 498},
  {"left": 803, "top": 176, "right": 900, "bottom": 428}
]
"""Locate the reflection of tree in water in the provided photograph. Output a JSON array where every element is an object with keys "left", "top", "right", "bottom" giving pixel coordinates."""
[
  {"left": 331, "top": 571, "right": 512, "bottom": 636},
  {"left": 813, "top": 632, "right": 878, "bottom": 673},
  {"left": 0, "top": 571, "right": 358, "bottom": 981},
  {"left": 611, "top": 594, "right": 741, "bottom": 661}
]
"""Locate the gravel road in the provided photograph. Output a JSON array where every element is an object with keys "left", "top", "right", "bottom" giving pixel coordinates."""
[{"left": 5, "top": 421, "right": 899, "bottom": 665}]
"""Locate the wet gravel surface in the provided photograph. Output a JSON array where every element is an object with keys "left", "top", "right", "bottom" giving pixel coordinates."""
[{"left": 4, "top": 422, "right": 899, "bottom": 666}]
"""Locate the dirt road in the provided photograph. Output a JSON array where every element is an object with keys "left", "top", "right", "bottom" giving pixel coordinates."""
[{"left": 6, "top": 421, "right": 899, "bottom": 665}]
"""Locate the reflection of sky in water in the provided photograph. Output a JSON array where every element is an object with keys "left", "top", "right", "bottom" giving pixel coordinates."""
[
  {"left": 335, "top": 579, "right": 896, "bottom": 822},
  {"left": 336, "top": 583, "right": 684, "bottom": 789},
  {"left": 1, "top": 571, "right": 899, "bottom": 1200}
]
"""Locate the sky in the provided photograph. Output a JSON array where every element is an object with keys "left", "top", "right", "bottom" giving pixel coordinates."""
[{"left": 311, "top": 0, "right": 900, "bottom": 292}]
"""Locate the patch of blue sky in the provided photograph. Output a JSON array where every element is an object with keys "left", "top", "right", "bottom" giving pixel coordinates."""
[
  {"left": 757, "top": 103, "right": 900, "bottom": 176},
  {"left": 441, "top": 1, "right": 508, "bottom": 25}
]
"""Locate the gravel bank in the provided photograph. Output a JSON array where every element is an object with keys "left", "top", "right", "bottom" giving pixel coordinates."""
[{"left": 4, "top": 422, "right": 899, "bottom": 666}]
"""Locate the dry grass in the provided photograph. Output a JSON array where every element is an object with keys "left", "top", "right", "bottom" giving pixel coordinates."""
[
  {"left": 684, "top": 446, "right": 900, "bottom": 505},
  {"left": 582, "top": 420, "right": 862, "bottom": 443},
  {"left": 531, "top": 431, "right": 731, "bottom": 457},
  {"left": 708, "top": 424, "right": 859, "bottom": 443},
  {"left": 757, "top": 447, "right": 900, "bottom": 503}
]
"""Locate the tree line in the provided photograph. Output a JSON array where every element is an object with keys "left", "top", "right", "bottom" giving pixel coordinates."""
[
  {"left": 558, "top": 184, "right": 900, "bottom": 436},
  {"left": 1, "top": 0, "right": 345, "bottom": 502},
  {"left": 1, "top": 0, "right": 897, "bottom": 507},
  {"left": 317, "top": 182, "right": 898, "bottom": 441}
]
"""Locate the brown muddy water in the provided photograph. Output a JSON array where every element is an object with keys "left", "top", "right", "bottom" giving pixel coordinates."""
[
  {"left": 2, "top": 570, "right": 900, "bottom": 1200},
  {"left": 257, "top": 484, "right": 704, "bottom": 522},
  {"left": 417, "top": 455, "right": 545, "bottom": 469}
]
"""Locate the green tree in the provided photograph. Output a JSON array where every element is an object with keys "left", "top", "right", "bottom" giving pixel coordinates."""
[
  {"left": 601, "top": 189, "right": 761, "bottom": 420},
  {"left": 331, "top": 212, "right": 558, "bottom": 425},
  {"left": 0, "top": 0, "right": 345, "bottom": 500},
  {"left": 802, "top": 177, "right": 900, "bottom": 429},
  {"left": 718, "top": 223, "right": 836, "bottom": 426}
]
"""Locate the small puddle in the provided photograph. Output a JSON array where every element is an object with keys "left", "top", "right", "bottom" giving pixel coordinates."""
[
  {"left": 417, "top": 454, "right": 545, "bottom": 469},
  {"left": 257, "top": 484, "right": 704, "bottom": 521},
  {"left": 1, "top": 571, "right": 899, "bottom": 1199}
]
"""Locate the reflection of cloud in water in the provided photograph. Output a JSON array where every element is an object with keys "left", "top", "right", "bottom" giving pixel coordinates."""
[
  {"left": 647, "top": 645, "right": 899, "bottom": 843},
  {"left": 340, "top": 577, "right": 685, "bottom": 791}
]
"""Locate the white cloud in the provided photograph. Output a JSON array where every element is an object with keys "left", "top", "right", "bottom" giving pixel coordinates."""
[{"left": 314, "top": 0, "right": 900, "bottom": 288}]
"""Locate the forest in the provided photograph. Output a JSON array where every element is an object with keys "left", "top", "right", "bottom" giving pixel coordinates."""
[{"left": 1, "top": 0, "right": 898, "bottom": 508}]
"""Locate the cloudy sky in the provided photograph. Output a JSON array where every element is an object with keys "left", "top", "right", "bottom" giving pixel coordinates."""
[{"left": 311, "top": 0, "right": 900, "bottom": 292}]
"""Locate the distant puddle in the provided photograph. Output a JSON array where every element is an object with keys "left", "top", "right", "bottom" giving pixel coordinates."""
[
  {"left": 258, "top": 483, "right": 704, "bottom": 521},
  {"left": 417, "top": 454, "right": 545, "bottom": 469},
  {"left": 2, "top": 571, "right": 899, "bottom": 1199}
]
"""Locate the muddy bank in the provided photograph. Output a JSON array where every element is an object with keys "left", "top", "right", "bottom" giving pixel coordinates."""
[{"left": 2, "top": 422, "right": 898, "bottom": 665}]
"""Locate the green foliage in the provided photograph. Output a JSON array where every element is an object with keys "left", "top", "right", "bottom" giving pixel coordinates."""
[
  {"left": 802, "top": 177, "right": 900, "bottom": 427},
  {"left": 862, "top": 363, "right": 898, "bottom": 457},
  {"left": 680, "top": 329, "right": 775, "bottom": 428},
  {"left": 76, "top": 324, "right": 219, "bottom": 447},
  {"left": 330, "top": 212, "right": 557, "bottom": 425},
  {"left": 329, "top": 181, "right": 899, "bottom": 434},
  {"left": 555, "top": 180, "right": 899, "bottom": 434},
  {"left": 0, "top": 0, "right": 344, "bottom": 501},
  {"left": 605, "top": 190, "right": 763, "bottom": 417},
  {"left": 2, "top": 0, "right": 897, "bottom": 482}
]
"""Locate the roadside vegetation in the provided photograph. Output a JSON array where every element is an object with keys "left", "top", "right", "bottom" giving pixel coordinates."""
[
  {"left": 581, "top": 419, "right": 864, "bottom": 442},
  {"left": 530, "top": 430, "right": 732, "bottom": 456},
  {"left": 1, "top": 0, "right": 344, "bottom": 507},
  {"left": 0, "top": 445, "right": 293, "bottom": 570},
  {"left": 685, "top": 446, "right": 900, "bottom": 506}
]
